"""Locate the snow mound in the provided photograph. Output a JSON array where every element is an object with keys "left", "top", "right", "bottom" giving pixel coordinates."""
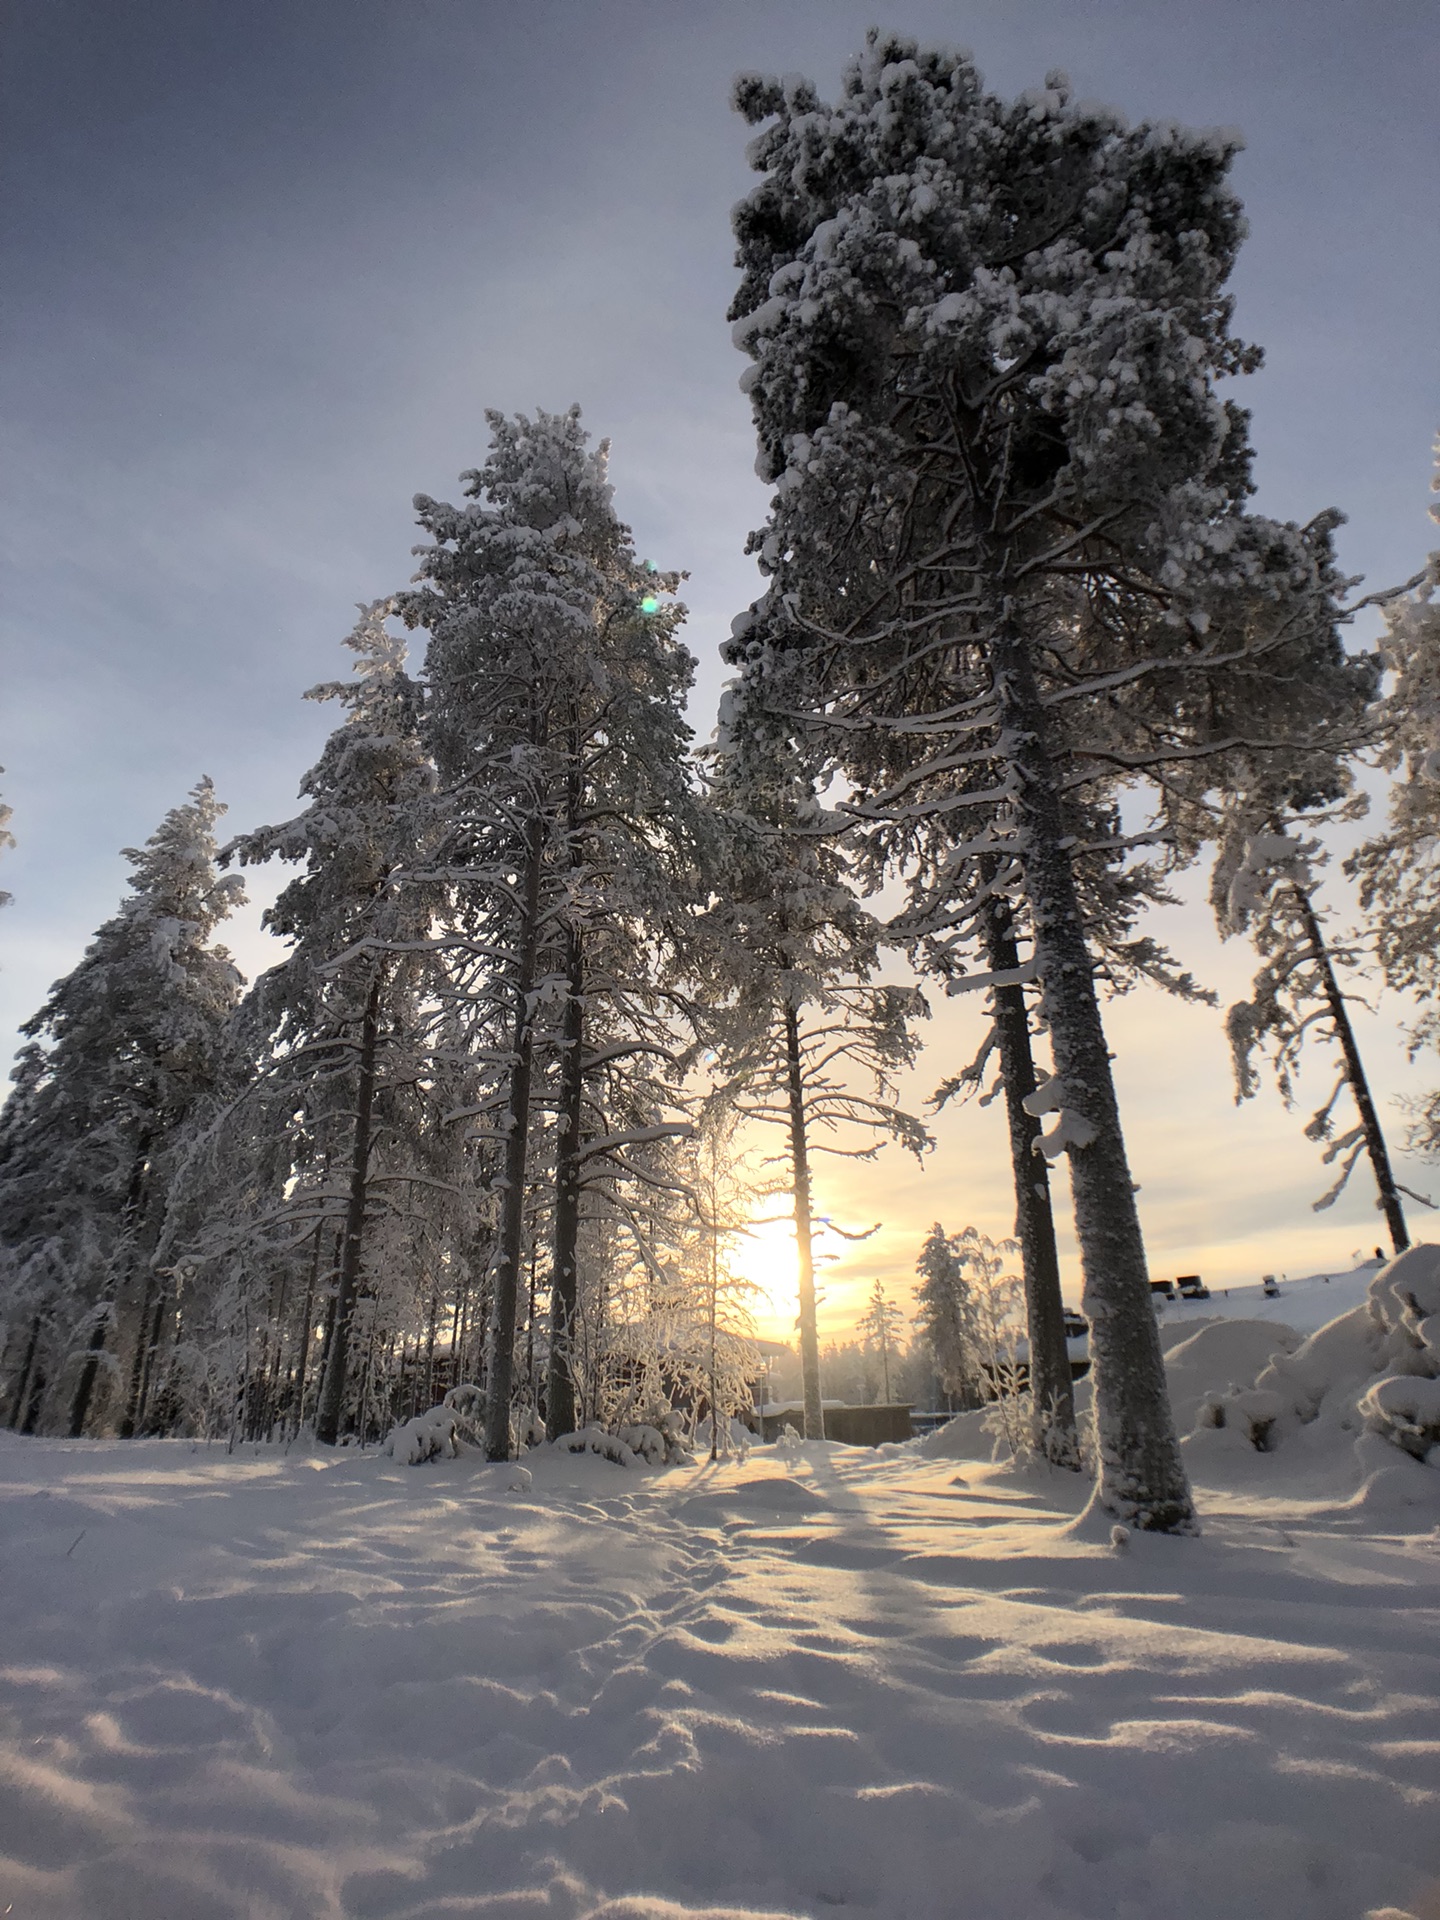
[
  {"left": 1165, "top": 1319, "right": 1302, "bottom": 1432},
  {"left": 1182, "top": 1244, "right": 1440, "bottom": 1499},
  {"left": 679, "top": 1475, "right": 829, "bottom": 1519},
  {"left": 918, "top": 1408, "right": 990, "bottom": 1459},
  {"left": 385, "top": 1405, "right": 460, "bottom": 1465},
  {"left": 1358, "top": 1373, "right": 1440, "bottom": 1461}
]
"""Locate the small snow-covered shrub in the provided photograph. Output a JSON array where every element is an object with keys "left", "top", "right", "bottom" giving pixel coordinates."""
[
  {"left": 551, "top": 1416, "right": 692, "bottom": 1469},
  {"left": 1204, "top": 1245, "right": 1440, "bottom": 1486},
  {"left": 442, "top": 1382, "right": 486, "bottom": 1444},
  {"left": 1195, "top": 1386, "right": 1285, "bottom": 1451},
  {"left": 617, "top": 1417, "right": 692, "bottom": 1466},
  {"left": 386, "top": 1406, "right": 460, "bottom": 1465},
  {"left": 1368, "top": 1250, "right": 1440, "bottom": 1374},
  {"left": 692, "top": 1413, "right": 752, "bottom": 1460},
  {"left": 1167, "top": 1320, "right": 1300, "bottom": 1434},
  {"left": 1358, "top": 1375, "right": 1440, "bottom": 1462},
  {"left": 554, "top": 1426, "right": 637, "bottom": 1466}
]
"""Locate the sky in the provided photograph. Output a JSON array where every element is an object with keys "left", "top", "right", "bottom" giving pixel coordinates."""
[{"left": 2, "top": 0, "right": 1437, "bottom": 1343}]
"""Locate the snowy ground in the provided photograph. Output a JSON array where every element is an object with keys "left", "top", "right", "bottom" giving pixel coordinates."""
[
  {"left": 2, "top": 1395, "right": 1438, "bottom": 1920},
  {"left": 1151, "top": 1258, "right": 1388, "bottom": 1338}
]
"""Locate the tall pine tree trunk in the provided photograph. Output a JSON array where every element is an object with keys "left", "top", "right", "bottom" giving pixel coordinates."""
[
  {"left": 1292, "top": 885, "right": 1409, "bottom": 1254},
  {"left": 989, "top": 600, "right": 1194, "bottom": 1531},
  {"left": 979, "top": 874, "right": 1079, "bottom": 1467},
  {"left": 119, "top": 1259, "right": 168, "bottom": 1439},
  {"left": 6, "top": 1315, "right": 42, "bottom": 1431},
  {"left": 548, "top": 922, "right": 585, "bottom": 1437},
  {"left": 315, "top": 971, "right": 383, "bottom": 1446},
  {"left": 134, "top": 1279, "right": 172, "bottom": 1434},
  {"left": 70, "top": 1135, "right": 152, "bottom": 1438},
  {"left": 783, "top": 1001, "right": 825, "bottom": 1440},
  {"left": 484, "top": 813, "right": 546, "bottom": 1462}
]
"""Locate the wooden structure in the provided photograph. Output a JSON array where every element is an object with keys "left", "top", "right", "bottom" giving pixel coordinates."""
[{"left": 758, "top": 1402, "right": 913, "bottom": 1446}]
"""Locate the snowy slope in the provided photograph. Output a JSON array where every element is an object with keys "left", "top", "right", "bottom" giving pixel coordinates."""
[
  {"left": 0, "top": 1423, "right": 1437, "bottom": 1920},
  {"left": 1149, "top": 1255, "right": 1387, "bottom": 1338}
]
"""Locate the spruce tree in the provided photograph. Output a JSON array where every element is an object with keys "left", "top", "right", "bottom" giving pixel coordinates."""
[
  {"left": 178, "top": 605, "right": 459, "bottom": 1445},
  {"left": 0, "top": 780, "right": 243, "bottom": 1434},
  {"left": 913, "top": 1223, "right": 981, "bottom": 1407},
  {"left": 1349, "top": 465, "right": 1440, "bottom": 1148},
  {"left": 856, "top": 1278, "right": 905, "bottom": 1404},
  {"left": 400, "top": 408, "right": 699, "bottom": 1456}
]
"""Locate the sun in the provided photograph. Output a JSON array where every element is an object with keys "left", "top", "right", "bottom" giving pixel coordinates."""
[{"left": 732, "top": 1216, "right": 800, "bottom": 1332}]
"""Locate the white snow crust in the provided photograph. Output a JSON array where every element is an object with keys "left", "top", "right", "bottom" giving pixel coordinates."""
[{"left": 2, "top": 1355, "right": 1438, "bottom": 1918}]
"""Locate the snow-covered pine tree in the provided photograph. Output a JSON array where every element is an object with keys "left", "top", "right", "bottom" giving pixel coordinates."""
[
  {"left": 0, "top": 780, "right": 243, "bottom": 1435},
  {"left": 686, "top": 1101, "right": 763, "bottom": 1458},
  {"left": 701, "top": 684, "right": 930, "bottom": 1440},
  {"left": 913, "top": 1222, "right": 981, "bottom": 1408},
  {"left": 171, "top": 604, "right": 461, "bottom": 1446},
  {"left": 1349, "top": 455, "right": 1440, "bottom": 1147},
  {"left": 400, "top": 408, "right": 700, "bottom": 1457},
  {"left": 726, "top": 36, "right": 1369, "bottom": 1529},
  {"left": 856, "top": 1278, "right": 905, "bottom": 1405},
  {"left": 1220, "top": 824, "right": 1415, "bottom": 1251}
]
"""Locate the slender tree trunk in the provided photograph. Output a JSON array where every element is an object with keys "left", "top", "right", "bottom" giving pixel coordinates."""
[
  {"left": 989, "top": 600, "right": 1194, "bottom": 1531},
  {"left": 117, "top": 1273, "right": 154, "bottom": 1439},
  {"left": 68, "top": 1297, "right": 115, "bottom": 1438},
  {"left": 134, "top": 1279, "right": 171, "bottom": 1434},
  {"left": 70, "top": 1137, "right": 152, "bottom": 1438},
  {"left": 1292, "top": 885, "right": 1409, "bottom": 1254},
  {"left": 423, "top": 1284, "right": 439, "bottom": 1408},
  {"left": 316, "top": 971, "right": 383, "bottom": 1446},
  {"left": 484, "top": 812, "right": 547, "bottom": 1462},
  {"left": 548, "top": 923, "right": 585, "bottom": 1438},
  {"left": 290, "top": 1223, "right": 324, "bottom": 1439},
  {"left": 260, "top": 1269, "right": 290, "bottom": 1441},
  {"left": 979, "top": 874, "right": 1080, "bottom": 1467},
  {"left": 708, "top": 1161, "right": 721, "bottom": 1461},
  {"left": 20, "top": 1360, "right": 47, "bottom": 1435},
  {"left": 7, "top": 1314, "right": 42, "bottom": 1430},
  {"left": 783, "top": 1002, "right": 825, "bottom": 1440}
]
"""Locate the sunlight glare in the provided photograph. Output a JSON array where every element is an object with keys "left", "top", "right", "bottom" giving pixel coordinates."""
[{"left": 735, "top": 1215, "right": 799, "bottom": 1328}]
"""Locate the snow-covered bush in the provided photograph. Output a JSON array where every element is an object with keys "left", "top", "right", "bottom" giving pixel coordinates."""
[
  {"left": 692, "top": 1414, "right": 752, "bottom": 1461},
  {"left": 1182, "top": 1247, "right": 1440, "bottom": 1483},
  {"left": 554, "top": 1426, "right": 639, "bottom": 1467},
  {"left": 1368, "top": 1255, "right": 1440, "bottom": 1374},
  {"left": 441, "top": 1381, "right": 486, "bottom": 1444},
  {"left": 551, "top": 1414, "right": 692, "bottom": 1469},
  {"left": 386, "top": 1406, "right": 460, "bottom": 1465},
  {"left": 619, "top": 1414, "right": 692, "bottom": 1465},
  {"left": 1358, "top": 1375, "right": 1440, "bottom": 1462},
  {"left": 443, "top": 1381, "right": 485, "bottom": 1424},
  {"left": 1194, "top": 1386, "right": 1285, "bottom": 1452}
]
